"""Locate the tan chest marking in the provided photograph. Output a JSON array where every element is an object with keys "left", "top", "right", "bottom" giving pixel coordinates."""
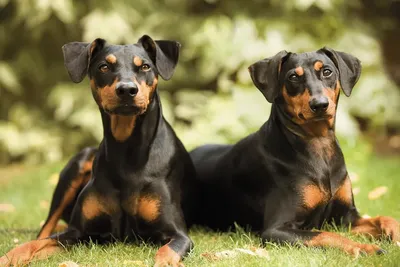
[
  {"left": 137, "top": 195, "right": 161, "bottom": 222},
  {"left": 81, "top": 193, "right": 118, "bottom": 220},
  {"left": 110, "top": 115, "right": 137, "bottom": 142},
  {"left": 333, "top": 175, "right": 353, "bottom": 205},
  {"left": 302, "top": 184, "right": 329, "bottom": 210}
]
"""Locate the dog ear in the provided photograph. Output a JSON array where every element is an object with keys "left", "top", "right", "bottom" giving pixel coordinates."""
[
  {"left": 62, "top": 38, "right": 106, "bottom": 83},
  {"left": 319, "top": 47, "right": 362, "bottom": 97},
  {"left": 138, "top": 35, "right": 181, "bottom": 80},
  {"left": 248, "top": 50, "right": 289, "bottom": 103}
]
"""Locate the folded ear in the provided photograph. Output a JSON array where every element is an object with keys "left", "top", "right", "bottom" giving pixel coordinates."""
[
  {"left": 319, "top": 47, "right": 362, "bottom": 97},
  {"left": 248, "top": 50, "right": 289, "bottom": 103},
  {"left": 138, "top": 35, "right": 181, "bottom": 80},
  {"left": 62, "top": 38, "right": 106, "bottom": 83}
]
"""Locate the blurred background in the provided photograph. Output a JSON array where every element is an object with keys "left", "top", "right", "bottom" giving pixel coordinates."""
[{"left": 1, "top": 0, "right": 400, "bottom": 166}]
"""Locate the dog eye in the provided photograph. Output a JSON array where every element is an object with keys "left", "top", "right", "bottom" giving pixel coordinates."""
[
  {"left": 322, "top": 69, "right": 332, "bottom": 77},
  {"left": 141, "top": 64, "right": 151, "bottom": 71},
  {"left": 99, "top": 64, "right": 109, "bottom": 73},
  {"left": 288, "top": 74, "right": 299, "bottom": 81}
]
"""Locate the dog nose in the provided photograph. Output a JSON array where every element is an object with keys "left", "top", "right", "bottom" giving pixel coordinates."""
[
  {"left": 115, "top": 82, "right": 138, "bottom": 99},
  {"left": 309, "top": 96, "right": 329, "bottom": 113}
]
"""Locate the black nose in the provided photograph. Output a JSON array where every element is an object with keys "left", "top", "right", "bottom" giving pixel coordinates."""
[
  {"left": 309, "top": 96, "right": 329, "bottom": 113},
  {"left": 115, "top": 82, "right": 138, "bottom": 99}
]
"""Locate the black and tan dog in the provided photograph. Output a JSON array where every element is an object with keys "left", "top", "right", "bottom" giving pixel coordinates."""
[
  {"left": 189, "top": 48, "right": 399, "bottom": 255},
  {"left": 0, "top": 35, "right": 196, "bottom": 266}
]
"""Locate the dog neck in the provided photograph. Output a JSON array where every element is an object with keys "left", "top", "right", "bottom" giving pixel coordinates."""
[
  {"left": 269, "top": 103, "right": 337, "bottom": 159},
  {"left": 100, "top": 91, "right": 162, "bottom": 166}
]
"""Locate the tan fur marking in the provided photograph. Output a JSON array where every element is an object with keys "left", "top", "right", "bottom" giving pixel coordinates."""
[
  {"left": 0, "top": 239, "right": 61, "bottom": 265},
  {"left": 81, "top": 194, "right": 109, "bottom": 220},
  {"left": 278, "top": 59, "right": 283, "bottom": 74},
  {"left": 110, "top": 115, "right": 137, "bottom": 142},
  {"left": 137, "top": 195, "right": 161, "bottom": 222},
  {"left": 282, "top": 86, "right": 312, "bottom": 124},
  {"left": 133, "top": 56, "right": 143, "bottom": 67},
  {"left": 37, "top": 158, "right": 94, "bottom": 239},
  {"left": 314, "top": 61, "right": 323, "bottom": 71},
  {"left": 295, "top": 66, "right": 304, "bottom": 76},
  {"left": 302, "top": 184, "right": 327, "bottom": 209},
  {"left": 352, "top": 216, "right": 400, "bottom": 241},
  {"left": 282, "top": 86, "right": 336, "bottom": 137},
  {"left": 132, "top": 77, "right": 158, "bottom": 114},
  {"left": 155, "top": 242, "right": 181, "bottom": 267},
  {"left": 305, "top": 232, "right": 381, "bottom": 256},
  {"left": 99, "top": 79, "right": 119, "bottom": 111},
  {"left": 333, "top": 175, "right": 353, "bottom": 205},
  {"left": 106, "top": 54, "right": 117, "bottom": 64},
  {"left": 89, "top": 41, "right": 96, "bottom": 55}
]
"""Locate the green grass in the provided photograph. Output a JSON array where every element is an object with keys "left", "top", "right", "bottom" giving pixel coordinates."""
[{"left": 1, "top": 138, "right": 399, "bottom": 266}]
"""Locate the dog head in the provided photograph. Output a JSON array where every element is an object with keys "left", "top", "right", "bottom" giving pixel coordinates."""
[
  {"left": 62, "top": 35, "right": 180, "bottom": 116},
  {"left": 249, "top": 48, "right": 361, "bottom": 135}
]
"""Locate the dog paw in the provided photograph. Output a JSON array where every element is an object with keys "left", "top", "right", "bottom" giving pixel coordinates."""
[{"left": 377, "top": 216, "right": 400, "bottom": 242}]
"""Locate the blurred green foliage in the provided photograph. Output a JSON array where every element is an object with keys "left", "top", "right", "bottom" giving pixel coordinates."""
[{"left": 0, "top": 0, "right": 399, "bottom": 164}]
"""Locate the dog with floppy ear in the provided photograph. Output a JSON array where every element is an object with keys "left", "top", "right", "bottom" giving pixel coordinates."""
[
  {"left": 0, "top": 35, "right": 197, "bottom": 267},
  {"left": 189, "top": 48, "right": 399, "bottom": 255}
]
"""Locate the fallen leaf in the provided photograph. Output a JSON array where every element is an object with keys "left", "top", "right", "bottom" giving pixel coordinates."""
[
  {"left": 201, "top": 252, "right": 219, "bottom": 261},
  {"left": 250, "top": 247, "right": 270, "bottom": 259},
  {"left": 58, "top": 261, "right": 79, "bottom": 267},
  {"left": 0, "top": 203, "right": 15, "bottom": 212},
  {"left": 349, "top": 172, "right": 359, "bottom": 182},
  {"left": 201, "top": 250, "right": 238, "bottom": 261},
  {"left": 368, "top": 186, "right": 388, "bottom": 200},
  {"left": 352, "top": 187, "right": 360, "bottom": 196},
  {"left": 49, "top": 173, "right": 60, "bottom": 185},
  {"left": 388, "top": 135, "right": 400, "bottom": 149},
  {"left": 202, "top": 247, "right": 270, "bottom": 261},
  {"left": 40, "top": 200, "right": 49, "bottom": 209},
  {"left": 235, "top": 248, "right": 257, "bottom": 256},
  {"left": 215, "top": 250, "right": 238, "bottom": 258},
  {"left": 122, "top": 260, "right": 146, "bottom": 266}
]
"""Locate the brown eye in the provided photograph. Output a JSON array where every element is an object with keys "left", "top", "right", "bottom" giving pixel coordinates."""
[
  {"left": 141, "top": 64, "right": 151, "bottom": 71},
  {"left": 99, "top": 64, "right": 109, "bottom": 73},
  {"left": 288, "top": 74, "right": 299, "bottom": 81},
  {"left": 322, "top": 69, "right": 332, "bottom": 77}
]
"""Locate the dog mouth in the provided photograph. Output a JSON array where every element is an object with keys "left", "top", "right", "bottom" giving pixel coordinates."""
[
  {"left": 105, "top": 104, "right": 141, "bottom": 116},
  {"left": 299, "top": 113, "right": 333, "bottom": 122}
]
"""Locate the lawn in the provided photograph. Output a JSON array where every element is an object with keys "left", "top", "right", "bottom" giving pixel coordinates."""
[{"left": 0, "top": 138, "right": 399, "bottom": 266}]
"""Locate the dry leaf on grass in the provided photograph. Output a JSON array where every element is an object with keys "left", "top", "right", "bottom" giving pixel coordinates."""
[
  {"left": 349, "top": 172, "right": 359, "bottom": 182},
  {"left": 40, "top": 200, "right": 49, "bottom": 209},
  {"left": 58, "top": 261, "right": 79, "bottom": 267},
  {"left": 0, "top": 203, "right": 15, "bottom": 212},
  {"left": 352, "top": 187, "right": 360, "bottom": 195},
  {"left": 388, "top": 135, "right": 400, "bottom": 149},
  {"left": 368, "top": 186, "right": 388, "bottom": 200},
  {"left": 202, "top": 247, "right": 269, "bottom": 261},
  {"left": 122, "top": 260, "right": 147, "bottom": 266},
  {"left": 250, "top": 247, "right": 270, "bottom": 259},
  {"left": 49, "top": 173, "right": 60, "bottom": 185}
]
